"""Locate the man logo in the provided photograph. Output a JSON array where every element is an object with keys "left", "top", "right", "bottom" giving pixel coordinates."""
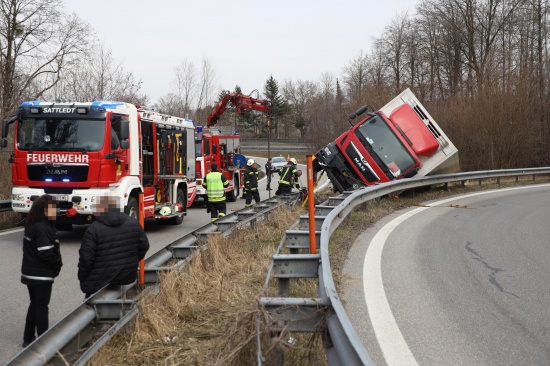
[{"left": 46, "top": 169, "right": 68, "bottom": 175}]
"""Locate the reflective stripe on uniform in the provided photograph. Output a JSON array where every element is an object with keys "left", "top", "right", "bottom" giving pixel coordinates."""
[{"left": 22, "top": 274, "right": 55, "bottom": 281}]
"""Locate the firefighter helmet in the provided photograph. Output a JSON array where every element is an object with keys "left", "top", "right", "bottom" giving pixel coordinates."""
[
  {"left": 159, "top": 206, "right": 171, "bottom": 216},
  {"left": 247, "top": 158, "right": 255, "bottom": 166},
  {"left": 290, "top": 158, "right": 297, "bottom": 165}
]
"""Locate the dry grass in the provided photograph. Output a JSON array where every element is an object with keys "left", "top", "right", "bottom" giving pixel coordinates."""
[
  {"left": 88, "top": 175, "right": 550, "bottom": 366},
  {"left": 0, "top": 211, "right": 20, "bottom": 230},
  {"left": 89, "top": 205, "right": 323, "bottom": 366}
]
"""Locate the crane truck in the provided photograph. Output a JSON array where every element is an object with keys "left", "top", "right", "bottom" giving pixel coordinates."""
[
  {"left": 315, "top": 88, "right": 459, "bottom": 193},
  {"left": 194, "top": 91, "right": 271, "bottom": 202},
  {"left": 1, "top": 101, "right": 197, "bottom": 229}
]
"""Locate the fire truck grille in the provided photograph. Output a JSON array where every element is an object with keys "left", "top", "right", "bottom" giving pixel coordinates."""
[{"left": 27, "top": 165, "right": 89, "bottom": 182}]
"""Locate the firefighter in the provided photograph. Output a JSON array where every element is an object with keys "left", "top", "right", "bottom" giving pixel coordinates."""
[
  {"left": 244, "top": 158, "right": 260, "bottom": 206},
  {"left": 275, "top": 157, "right": 301, "bottom": 196},
  {"left": 202, "top": 163, "right": 229, "bottom": 222}
]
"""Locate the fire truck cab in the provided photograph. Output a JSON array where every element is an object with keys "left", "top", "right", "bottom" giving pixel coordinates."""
[
  {"left": 194, "top": 126, "right": 243, "bottom": 202},
  {"left": 1, "top": 101, "right": 197, "bottom": 229}
]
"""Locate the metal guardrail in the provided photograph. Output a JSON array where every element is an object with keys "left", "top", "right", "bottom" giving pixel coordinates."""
[
  {"left": 6, "top": 192, "right": 304, "bottom": 366},
  {"left": 0, "top": 199, "right": 11, "bottom": 212},
  {"left": 5, "top": 167, "right": 550, "bottom": 365},
  {"left": 258, "top": 167, "right": 550, "bottom": 365}
]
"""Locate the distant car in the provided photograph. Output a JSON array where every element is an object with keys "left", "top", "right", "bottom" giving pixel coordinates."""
[{"left": 271, "top": 156, "right": 288, "bottom": 172}]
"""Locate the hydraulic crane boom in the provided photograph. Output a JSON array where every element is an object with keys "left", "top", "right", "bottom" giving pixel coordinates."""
[{"left": 207, "top": 91, "right": 271, "bottom": 127}]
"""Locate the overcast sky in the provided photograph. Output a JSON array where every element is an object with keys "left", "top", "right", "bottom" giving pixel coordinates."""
[{"left": 64, "top": 0, "right": 414, "bottom": 104}]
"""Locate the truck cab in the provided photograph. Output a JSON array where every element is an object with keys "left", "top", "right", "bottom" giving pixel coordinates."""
[{"left": 316, "top": 89, "right": 459, "bottom": 193}]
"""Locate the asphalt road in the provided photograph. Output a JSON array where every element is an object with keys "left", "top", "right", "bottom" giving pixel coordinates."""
[
  {"left": 342, "top": 184, "right": 550, "bottom": 366},
  {"left": 0, "top": 157, "right": 320, "bottom": 364}
]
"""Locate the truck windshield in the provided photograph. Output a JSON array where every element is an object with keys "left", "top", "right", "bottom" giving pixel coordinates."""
[
  {"left": 355, "top": 115, "right": 416, "bottom": 177},
  {"left": 17, "top": 118, "right": 106, "bottom": 152},
  {"left": 195, "top": 141, "right": 202, "bottom": 157}
]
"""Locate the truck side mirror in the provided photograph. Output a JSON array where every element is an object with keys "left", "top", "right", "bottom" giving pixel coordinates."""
[
  {"left": 0, "top": 139, "right": 7, "bottom": 148},
  {"left": 2, "top": 120, "right": 9, "bottom": 139},
  {"left": 119, "top": 120, "right": 129, "bottom": 140},
  {"left": 120, "top": 140, "right": 129, "bottom": 149},
  {"left": 212, "top": 144, "right": 217, "bottom": 154}
]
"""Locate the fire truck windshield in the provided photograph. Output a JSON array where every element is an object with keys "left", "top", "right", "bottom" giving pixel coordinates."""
[
  {"left": 17, "top": 118, "right": 106, "bottom": 152},
  {"left": 355, "top": 115, "right": 416, "bottom": 177},
  {"left": 195, "top": 141, "right": 202, "bottom": 157}
]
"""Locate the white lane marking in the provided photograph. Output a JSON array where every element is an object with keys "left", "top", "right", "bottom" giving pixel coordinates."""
[
  {"left": 0, "top": 227, "right": 23, "bottom": 237},
  {"left": 363, "top": 183, "right": 550, "bottom": 365}
]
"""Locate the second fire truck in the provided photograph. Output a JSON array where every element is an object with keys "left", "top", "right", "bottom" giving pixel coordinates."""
[{"left": 194, "top": 91, "right": 271, "bottom": 203}]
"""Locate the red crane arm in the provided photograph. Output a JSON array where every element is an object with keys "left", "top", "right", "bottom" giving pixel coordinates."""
[{"left": 207, "top": 91, "right": 271, "bottom": 127}]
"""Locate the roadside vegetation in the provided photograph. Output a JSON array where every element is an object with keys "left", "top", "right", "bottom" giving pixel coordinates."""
[{"left": 87, "top": 175, "right": 550, "bottom": 365}]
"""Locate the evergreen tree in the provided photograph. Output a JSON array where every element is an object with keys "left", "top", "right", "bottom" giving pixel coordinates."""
[{"left": 263, "top": 75, "right": 287, "bottom": 137}]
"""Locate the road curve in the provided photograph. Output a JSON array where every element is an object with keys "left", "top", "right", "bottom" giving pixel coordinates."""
[{"left": 342, "top": 184, "right": 550, "bottom": 366}]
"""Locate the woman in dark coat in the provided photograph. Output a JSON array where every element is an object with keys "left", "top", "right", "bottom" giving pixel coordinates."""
[{"left": 21, "top": 194, "right": 63, "bottom": 347}]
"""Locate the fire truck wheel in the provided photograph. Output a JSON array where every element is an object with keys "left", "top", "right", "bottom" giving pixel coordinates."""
[
  {"left": 168, "top": 188, "right": 185, "bottom": 225},
  {"left": 124, "top": 197, "right": 139, "bottom": 220},
  {"left": 226, "top": 175, "right": 239, "bottom": 202},
  {"left": 226, "top": 187, "right": 236, "bottom": 202}
]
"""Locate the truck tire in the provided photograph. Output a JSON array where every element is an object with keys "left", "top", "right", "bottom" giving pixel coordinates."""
[
  {"left": 233, "top": 174, "right": 240, "bottom": 197},
  {"left": 168, "top": 188, "right": 185, "bottom": 225},
  {"left": 124, "top": 197, "right": 139, "bottom": 220},
  {"left": 226, "top": 187, "right": 237, "bottom": 202}
]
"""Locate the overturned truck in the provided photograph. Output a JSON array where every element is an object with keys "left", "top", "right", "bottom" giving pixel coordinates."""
[{"left": 315, "top": 89, "right": 459, "bottom": 193}]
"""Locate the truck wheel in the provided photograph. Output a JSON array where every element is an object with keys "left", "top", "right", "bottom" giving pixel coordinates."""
[
  {"left": 124, "top": 197, "right": 139, "bottom": 220},
  {"left": 226, "top": 189, "right": 236, "bottom": 202},
  {"left": 168, "top": 188, "right": 185, "bottom": 225},
  {"left": 233, "top": 174, "right": 240, "bottom": 197}
]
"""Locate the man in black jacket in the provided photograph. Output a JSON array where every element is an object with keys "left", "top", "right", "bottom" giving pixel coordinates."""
[{"left": 78, "top": 195, "right": 149, "bottom": 298}]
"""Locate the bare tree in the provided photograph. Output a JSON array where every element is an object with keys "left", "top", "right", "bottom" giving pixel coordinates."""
[
  {"left": 282, "top": 79, "right": 319, "bottom": 138},
  {"left": 158, "top": 56, "right": 218, "bottom": 123},
  {"left": 0, "top": 0, "right": 91, "bottom": 118},
  {"left": 382, "top": 12, "right": 410, "bottom": 94},
  {"left": 342, "top": 50, "right": 370, "bottom": 108},
  {"left": 172, "top": 59, "right": 196, "bottom": 117},
  {"left": 156, "top": 92, "right": 183, "bottom": 116},
  {"left": 194, "top": 56, "right": 218, "bottom": 123},
  {"left": 46, "top": 44, "right": 145, "bottom": 104}
]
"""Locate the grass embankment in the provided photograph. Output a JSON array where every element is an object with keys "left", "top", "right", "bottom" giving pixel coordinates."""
[
  {"left": 90, "top": 205, "right": 328, "bottom": 366},
  {"left": 89, "top": 176, "right": 550, "bottom": 365}
]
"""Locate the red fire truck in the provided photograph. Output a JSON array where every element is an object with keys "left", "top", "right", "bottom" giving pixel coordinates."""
[
  {"left": 194, "top": 91, "right": 271, "bottom": 202},
  {"left": 195, "top": 126, "right": 243, "bottom": 202},
  {"left": 1, "top": 101, "right": 197, "bottom": 229},
  {"left": 315, "top": 88, "right": 459, "bottom": 193}
]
